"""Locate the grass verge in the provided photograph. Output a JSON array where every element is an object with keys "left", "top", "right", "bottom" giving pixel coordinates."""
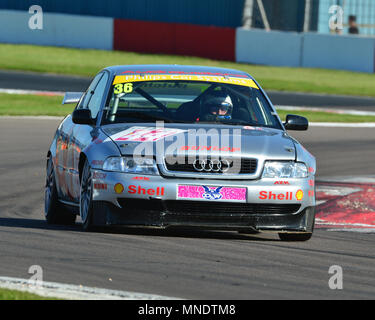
[
  {"left": 1, "top": 43, "right": 375, "bottom": 97},
  {"left": 0, "top": 93, "right": 374, "bottom": 123},
  {"left": 0, "top": 93, "right": 72, "bottom": 117},
  {"left": 0, "top": 288, "right": 58, "bottom": 300},
  {"left": 276, "top": 109, "right": 375, "bottom": 123}
]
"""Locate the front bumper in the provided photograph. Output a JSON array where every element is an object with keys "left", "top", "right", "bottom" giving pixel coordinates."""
[{"left": 91, "top": 170, "right": 316, "bottom": 233}]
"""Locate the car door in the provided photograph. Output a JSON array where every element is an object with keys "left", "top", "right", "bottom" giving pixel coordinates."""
[
  {"left": 67, "top": 71, "right": 110, "bottom": 203},
  {"left": 55, "top": 115, "right": 75, "bottom": 201}
]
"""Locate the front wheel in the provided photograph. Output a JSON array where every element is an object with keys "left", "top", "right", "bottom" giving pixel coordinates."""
[
  {"left": 79, "top": 159, "right": 95, "bottom": 231},
  {"left": 44, "top": 157, "right": 76, "bottom": 225}
]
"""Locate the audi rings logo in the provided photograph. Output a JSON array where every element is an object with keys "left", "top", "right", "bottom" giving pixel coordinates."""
[{"left": 193, "top": 159, "right": 231, "bottom": 173}]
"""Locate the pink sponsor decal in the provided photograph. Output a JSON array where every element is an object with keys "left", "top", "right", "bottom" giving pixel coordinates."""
[
  {"left": 243, "top": 126, "right": 263, "bottom": 131},
  {"left": 178, "top": 185, "right": 246, "bottom": 202},
  {"left": 112, "top": 126, "right": 186, "bottom": 142}
]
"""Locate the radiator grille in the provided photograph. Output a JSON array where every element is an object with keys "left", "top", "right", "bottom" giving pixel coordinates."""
[
  {"left": 164, "top": 201, "right": 301, "bottom": 215},
  {"left": 117, "top": 199, "right": 301, "bottom": 216},
  {"left": 164, "top": 157, "right": 257, "bottom": 174}
]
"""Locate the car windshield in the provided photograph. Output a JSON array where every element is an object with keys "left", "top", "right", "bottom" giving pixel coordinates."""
[{"left": 101, "top": 76, "right": 282, "bottom": 129}]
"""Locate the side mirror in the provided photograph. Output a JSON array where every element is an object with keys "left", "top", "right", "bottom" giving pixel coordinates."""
[
  {"left": 72, "top": 109, "right": 94, "bottom": 125},
  {"left": 62, "top": 92, "right": 84, "bottom": 105},
  {"left": 284, "top": 114, "right": 308, "bottom": 131}
]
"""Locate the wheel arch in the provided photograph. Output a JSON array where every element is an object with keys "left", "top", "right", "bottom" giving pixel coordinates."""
[
  {"left": 78, "top": 152, "right": 88, "bottom": 183},
  {"left": 46, "top": 151, "right": 52, "bottom": 165}
]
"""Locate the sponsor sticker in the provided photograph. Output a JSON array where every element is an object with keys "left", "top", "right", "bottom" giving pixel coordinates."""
[
  {"left": 180, "top": 146, "right": 241, "bottom": 152},
  {"left": 296, "top": 189, "right": 304, "bottom": 201},
  {"left": 113, "top": 74, "right": 259, "bottom": 89},
  {"left": 177, "top": 185, "right": 247, "bottom": 202},
  {"left": 274, "top": 181, "right": 290, "bottom": 185},
  {"left": 93, "top": 172, "right": 107, "bottom": 179},
  {"left": 243, "top": 126, "right": 263, "bottom": 131},
  {"left": 259, "top": 190, "right": 304, "bottom": 201},
  {"left": 128, "top": 185, "right": 165, "bottom": 196},
  {"left": 94, "top": 183, "right": 107, "bottom": 190},
  {"left": 110, "top": 126, "right": 186, "bottom": 142},
  {"left": 114, "top": 183, "right": 125, "bottom": 194},
  {"left": 132, "top": 176, "right": 150, "bottom": 181}
]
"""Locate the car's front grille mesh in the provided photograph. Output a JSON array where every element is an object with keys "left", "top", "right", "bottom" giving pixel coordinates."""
[
  {"left": 164, "top": 157, "right": 258, "bottom": 174},
  {"left": 164, "top": 201, "right": 301, "bottom": 216},
  {"left": 117, "top": 199, "right": 301, "bottom": 216}
]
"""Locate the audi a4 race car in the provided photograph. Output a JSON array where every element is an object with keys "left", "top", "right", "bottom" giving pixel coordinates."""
[{"left": 45, "top": 65, "right": 316, "bottom": 241}]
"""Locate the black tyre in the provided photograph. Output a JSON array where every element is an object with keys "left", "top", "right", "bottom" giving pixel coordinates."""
[
  {"left": 79, "top": 159, "right": 95, "bottom": 231},
  {"left": 278, "top": 232, "right": 313, "bottom": 241},
  {"left": 44, "top": 157, "right": 76, "bottom": 225}
]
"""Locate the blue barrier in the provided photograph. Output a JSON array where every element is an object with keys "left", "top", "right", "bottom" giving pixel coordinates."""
[
  {"left": 302, "top": 33, "right": 375, "bottom": 73},
  {"left": 0, "top": 10, "right": 113, "bottom": 50},
  {"left": 236, "top": 28, "right": 303, "bottom": 67},
  {"left": 236, "top": 28, "right": 375, "bottom": 73},
  {"left": 0, "top": 0, "right": 244, "bottom": 28}
]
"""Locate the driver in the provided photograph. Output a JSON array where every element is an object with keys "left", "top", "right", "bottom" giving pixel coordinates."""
[{"left": 200, "top": 91, "right": 233, "bottom": 121}]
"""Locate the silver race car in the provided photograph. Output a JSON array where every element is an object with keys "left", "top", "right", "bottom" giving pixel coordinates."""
[{"left": 45, "top": 65, "right": 316, "bottom": 241}]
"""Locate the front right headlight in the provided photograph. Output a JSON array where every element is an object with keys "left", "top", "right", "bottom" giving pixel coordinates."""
[
  {"left": 262, "top": 161, "right": 308, "bottom": 179},
  {"left": 103, "top": 156, "right": 158, "bottom": 175}
]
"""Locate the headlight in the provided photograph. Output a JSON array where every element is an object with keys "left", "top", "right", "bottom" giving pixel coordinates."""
[
  {"left": 262, "top": 161, "right": 308, "bottom": 178},
  {"left": 103, "top": 157, "right": 158, "bottom": 175}
]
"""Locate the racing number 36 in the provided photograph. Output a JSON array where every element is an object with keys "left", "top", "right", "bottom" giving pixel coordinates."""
[{"left": 114, "top": 83, "right": 133, "bottom": 95}]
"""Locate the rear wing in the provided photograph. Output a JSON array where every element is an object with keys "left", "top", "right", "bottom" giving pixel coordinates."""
[{"left": 62, "top": 92, "right": 84, "bottom": 105}]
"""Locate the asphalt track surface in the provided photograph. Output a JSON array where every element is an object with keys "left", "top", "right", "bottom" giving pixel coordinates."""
[
  {"left": 0, "top": 118, "right": 374, "bottom": 299},
  {"left": 1, "top": 69, "right": 375, "bottom": 110}
]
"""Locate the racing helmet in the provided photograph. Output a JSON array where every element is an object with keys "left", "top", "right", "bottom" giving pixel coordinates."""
[{"left": 201, "top": 90, "right": 233, "bottom": 120}]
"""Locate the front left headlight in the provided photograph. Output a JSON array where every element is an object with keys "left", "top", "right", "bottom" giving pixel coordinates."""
[
  {"left": 103, "top": 157, "right": 158, "bottom": 175},
  {"left": 262, "top": 161, "right": 308, "bottom": 179}
]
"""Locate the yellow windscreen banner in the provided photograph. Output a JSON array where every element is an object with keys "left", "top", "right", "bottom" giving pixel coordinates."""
[{"left": 112, "top": 74, "right": 259, "bottom": 89}]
